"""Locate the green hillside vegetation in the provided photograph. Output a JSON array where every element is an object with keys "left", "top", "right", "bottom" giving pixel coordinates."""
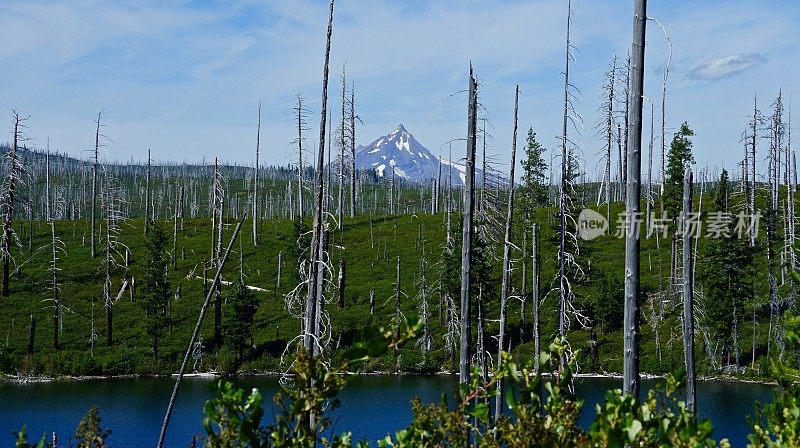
[{"left": 0, "top": 187, "right": 782, "bottom": 380}]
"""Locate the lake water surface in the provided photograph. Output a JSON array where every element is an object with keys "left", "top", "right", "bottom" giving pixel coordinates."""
[{"left": 0, "top": 375, "right": 774, "bottom": 447}]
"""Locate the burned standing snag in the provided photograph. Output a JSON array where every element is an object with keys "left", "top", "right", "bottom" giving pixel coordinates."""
[
  {"left": 494, "top": 85, "right": 519, "bottom": 423},
  {"left": 459, "top": 66, "right": 478, "bottom": 385},
  {"left": 623, "top": 0, "right": 647, "bottom": 399}
]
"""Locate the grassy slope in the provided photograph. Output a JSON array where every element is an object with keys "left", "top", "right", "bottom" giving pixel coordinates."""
[{"left": 0, "top": 197, "right": 776, "bottom": 379}]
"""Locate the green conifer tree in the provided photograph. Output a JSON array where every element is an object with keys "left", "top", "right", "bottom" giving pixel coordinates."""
[
  {"left": 519, "top": 128, "right": 549, "bottom": 219},
  {"left": 700, "top": 169, "right": 754, "bottom": 366},
  {"left": 224, "top": 279, "right": 258, "bottom": 362},
  {"left": 663, "top": 122, "right": 695, "bottom": 222},
  {"left": 140, "top": 220, "right": 170, "bottom": 361}
]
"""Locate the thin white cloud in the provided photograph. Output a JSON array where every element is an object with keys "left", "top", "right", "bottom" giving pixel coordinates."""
[
  {"left": 687, "top": 53, "right": 767, "bottom": 81},
  {"left": 0, "top": 0, "right": 798, "bottom": 173}
]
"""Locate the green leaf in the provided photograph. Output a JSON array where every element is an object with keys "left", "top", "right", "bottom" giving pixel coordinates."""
[
  {"left": 627, "top": 419, "right": 642, "bottom": 442},
  {"left": 342, "top": 346, "right": 369, "bottom": 361},
  {"left": 471, "top": 402, "right": 490, "bottom": 423},
  {"left": 505, "top": 388, "right": 517, "bottom": 410}
]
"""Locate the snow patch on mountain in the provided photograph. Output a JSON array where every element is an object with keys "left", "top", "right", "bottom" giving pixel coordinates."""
[{"left": 354, "top": 124, "right": 481, "bottom": 185}]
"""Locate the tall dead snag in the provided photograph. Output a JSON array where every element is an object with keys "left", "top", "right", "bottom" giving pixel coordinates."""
[
  {"left": 600, "top": 57, "right": 617, "bottom": 223},
  {"left": 102, "top": 174, "right": 126, "bottom": 347},
  {"left": 620, "top": 54, "right": 631, "bottom": 201},
  {"left": 145, "top": 148, "right": 152, "bottom": 235},
  {"left": 651, "top": 17, "right": 672, "bottom": 199},
  {"left": 337, "top": 65, "right": 347, "bottom": 229},
  {"left": 623, "top": 0, "right": 647, "bottom": 399},
  {"left": 304, "top": 0, "right": 335, "bottom": 356},
  {"left": 210, "top": 158, "right": 225, "bottom": 346},
  {"left": 27, "top": 315, "right": 36, "bottom": 355},
  {"left": 395, "top": 256, "right": 402, "bottom": 336},
  {"left": 682, "top": 167, "right": 696, "bottom": 414},
  {"left": 295, "top": 95, "right": 309, "bottom": 223},
  {"left": 2, "top": 111, "right": 26, "bottom": 296},
  {"left": 767, "top": 92, "right": 786, "bottom": 357},
  {"left": 459, "top": 66, "right": 478, "bottom": 385},
  {"left": 91, "top": 110, "right": 102, "bottom": 259},
  {"left": 157, "top": 216, "right": 245, "bottom": 448},
  {"left": 210, "top": 158, "right": 219, "bottom": 263},
  {"left": 171, "top": 186, "right": 181, "bottom": 269},
  {"left": 557, "top": 0, "right": 586, "bottom": 337},
  {"left": 369, "top": 287, "right": 375, "bottom": 315},
  {"left": 47, "top": 222, "right": 65, "bottom": 349},
  {"left": 494, "top": 85, "right": 519, "bottom": 423},
  {"left": 532, "top": 222, "right": 540, "bottom": 373},
  {"left": 417, "top": 242, "right": 431, "bottom": 358},
  {"left": 45, "top": 141, "right": 51, "bottom": 222},
  {"left": 646, "top": 101, "right": 655, "bottom": 228},
  {"left": 350, "top": 84, "right": 357, "bottom": 218},
  {"left": 253, "top": 102, "right": 261, "bottom": 245}
]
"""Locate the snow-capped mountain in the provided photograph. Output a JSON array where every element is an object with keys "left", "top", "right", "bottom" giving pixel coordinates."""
[{"left": 355, "top": 124, "right": 479, "bottom": 185}]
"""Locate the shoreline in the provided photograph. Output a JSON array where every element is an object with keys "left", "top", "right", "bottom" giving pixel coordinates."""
[{"left": 1, "top": 370, "right": 778, "bottom": 387}]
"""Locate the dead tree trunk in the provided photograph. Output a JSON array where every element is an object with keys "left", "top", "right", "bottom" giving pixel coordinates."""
[
  {"left": 369, "top": 286, "right": 375, "bottom": 315},
  {"left": 27, "top": 315, "right": 36, "bottom": 355},
  {"left": 145, "top": 148, "right": 151, "bottom": 235},
  {"left": 105, "top": 222, "right": 113, "bottom": 347},
  {"left": 520, "top": 228, "right": 527, "bottom": 342},
  {"left": 253, "top": 102, "right": 261, "bottom": 245},
  {"left": 350, "top": 85, "right": 357, "bottom": 217},
  {"left": 494, "top": 85, "right": 519, "bottom": 423},
  {"left": 395, "top": 256, "right": 402, "bottom": 331},
  {"left": 304, "top": 0, "right": 335, "bottom": 357},
  {"left": 621, "top": 54, "right": 631, "bottom": 201},
  {"left": 532, "top": 222, "right": 540, "bottom": 372},
  {"left": 213, "top": 177, "right": 224, "bottom": 347},
  {"left": 276, "top": 251, "right": 282, "bottom": 291},
  {"left": 557, "top": 0, "right": 573, "bottom": 337},
  {"left": 459, "top": 66, "right": 478, "bottom": 385},
  {"left": 750, "top": 96, "right": 759, "bottom": 247},
  {"left": 45, "top": 142, "right": 51, "bottom": 222},
  {"left": 295, "top": 95, "right": 308, "bottom": 223},
  {"left": 682, "top": 167, "right": 696, "bottom": 414},
  {"left": 623, "top": 0, "right": 647, "bottom": 400},
  {"left": 157, "top": 216, "right": 245, "bottom": 448},
  {"left": 646, "top": 102, "right": 655, "bottom": 228},
  {"left": 604, "top": 57, "right": 617, "bottom": 222},
  {"left": 172, "top": 188, "right": 179, "bottom": 269},
  {"left": 91, "top": 110, "right": 101, "bottom": 258},
  {"left": 337, "top": 65, "right": 347, "bottom": 229},
  {"left": 476, "top": 286, "right": 487, "bottom": 385},
  {"left": 617, "top": 124, "right": 624, "bottom": 201},
  {"left": 3, "top": 112, "right": 24, "bottom": 296},
  {"left": 50, "top": 222, "right": 61, "bottom": 349}
]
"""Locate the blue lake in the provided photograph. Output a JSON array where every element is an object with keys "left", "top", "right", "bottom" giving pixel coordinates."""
[{"left": 0, "top": 375, "right": 774, "bottom": 447}]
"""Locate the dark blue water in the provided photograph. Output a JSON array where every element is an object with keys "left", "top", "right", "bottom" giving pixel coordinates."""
[{"left": 0, "top": 375, "right": 773, "bottom": 447}]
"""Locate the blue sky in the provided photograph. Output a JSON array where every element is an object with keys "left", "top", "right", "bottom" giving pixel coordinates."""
[{"left": 1, "top": 0, "right": 798, "bottom": 180}]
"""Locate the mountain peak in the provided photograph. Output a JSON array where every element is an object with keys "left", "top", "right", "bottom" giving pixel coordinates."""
[{"left": 354, "top": 125, "right": 479, "bottom": 186}]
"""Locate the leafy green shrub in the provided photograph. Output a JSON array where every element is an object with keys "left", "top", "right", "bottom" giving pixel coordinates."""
[
  {"left": 589, "top": 373, "right": 725, "bottom": 447},
  {"left": 748, "top": 314, "right": 800, "bottom": 447},
  {"left": 0, "top": 348, "right": 19, "bottom": 373},
  {"left": 72, "top": 407, "right": 111, "bottom": 448},
  {"left": 99, "top": 347, "right": 144, "bottom": 375},
  {"left": 209, "top": 346, "right": 239, "bottom": 374}
]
